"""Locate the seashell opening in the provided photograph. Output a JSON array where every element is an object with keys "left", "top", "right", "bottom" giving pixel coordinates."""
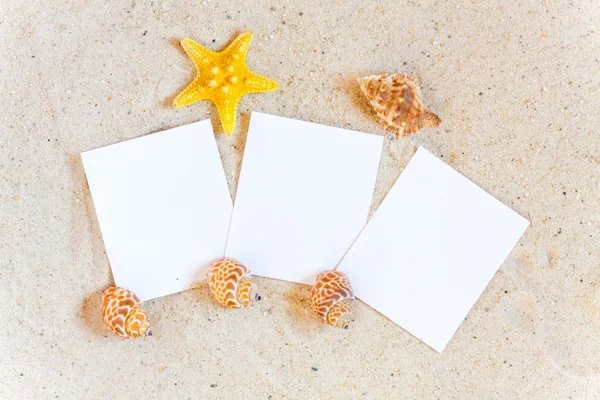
[
  {"left": 237, "top": 276, "right": 261, "bottom": 306},
  {"left": 326, "top": 300, "right": 352, "bottom": 329},
  {"left": 249, "top": 282, "right": 262, "bottom": 302},
  {"left": 125, "top": 307, "right": 152, "bottom": 338}
]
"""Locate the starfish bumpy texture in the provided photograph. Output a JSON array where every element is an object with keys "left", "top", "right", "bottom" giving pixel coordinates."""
[{"left": 173, "top": 31, "right": 279, "bottom": 135}]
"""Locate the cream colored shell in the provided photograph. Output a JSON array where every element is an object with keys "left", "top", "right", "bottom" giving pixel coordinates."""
[{"left": 358, "top": 73, "right": 441, "bottom": 137}]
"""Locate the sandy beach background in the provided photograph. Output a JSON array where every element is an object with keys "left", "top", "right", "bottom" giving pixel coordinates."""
[{"left": 1, "top": 0, "right": 599, "bottom": 398}]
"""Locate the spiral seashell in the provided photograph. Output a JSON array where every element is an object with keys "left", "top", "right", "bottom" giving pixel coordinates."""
[
  {"left": 206, "top": 257, "right": 261, "bottom": 308},
  {"left": 100, "top": 286, "right": 152, "bottom": 338},
  {"left": 310, "top": 270, "right": 355, "bottom": 329},
  {"left": 358, "top": 73, "right": 441, "bottom": 137}
]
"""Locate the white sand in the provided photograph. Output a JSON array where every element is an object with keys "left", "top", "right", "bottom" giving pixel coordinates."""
[{"left": 1, "top": 0, "right": 599, "bottom": 398}]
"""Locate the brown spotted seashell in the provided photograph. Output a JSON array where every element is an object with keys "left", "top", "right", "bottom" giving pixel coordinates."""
[
  {"left": 100, "top": 287, "right": 152, "bottom": 338},
  {"left": 310, "top": 270, "right": 354, "bottom": 329},
  {"left": 358, "top": 73, "right": 441, "bottom": 137},
  {"left": 206, "top": 257, "right": 261, "bottom": 308}
]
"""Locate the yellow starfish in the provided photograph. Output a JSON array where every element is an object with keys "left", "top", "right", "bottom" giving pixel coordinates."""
[{"left": 173, "top": 31, "right": 279, "bottom": 135}]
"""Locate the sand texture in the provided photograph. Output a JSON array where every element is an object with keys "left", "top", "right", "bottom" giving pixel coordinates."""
[{"left": 1, "top": 0, "right": 599, "bottom": 398}]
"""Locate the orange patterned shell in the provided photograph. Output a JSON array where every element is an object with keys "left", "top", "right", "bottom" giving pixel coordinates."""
[
  {"left": 206, "top": 257, "right": 258, "bottom": 308},
  {"left": 358, "top": 73, "right": 441, "bottom": 137},
  {"left": 310, "top": 270, "right": 354, "bottom": 322},
  {"left": 100, "top": 286, "right": 151, "bottom": 338}
]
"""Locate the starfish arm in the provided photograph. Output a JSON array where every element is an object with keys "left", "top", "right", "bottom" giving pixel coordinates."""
[
  {"left": 215, "top": 95, "right": 241, "bottom": 135},
  {"left": 222, "top": 31, "right": 254, "bottom": 60},
  {"left": 243, "top": 71, "right": 280, "bottom": 94},
  {"left": 173, "top": 79, "right": 210, "bottom": 107},
  {"left": 180, "top": 38, "right": 216, "bottom": 70}
]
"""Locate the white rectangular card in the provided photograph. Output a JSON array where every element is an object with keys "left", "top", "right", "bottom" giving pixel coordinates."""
[
  {"left": 338, "top": 147, "right": 529, "bottom": 352},
  {"left": 82, "top": 120, "right": 233, "bottom": 301},
  {"left": 225, "top": 112, "right": 383, "bottom": 284}
]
